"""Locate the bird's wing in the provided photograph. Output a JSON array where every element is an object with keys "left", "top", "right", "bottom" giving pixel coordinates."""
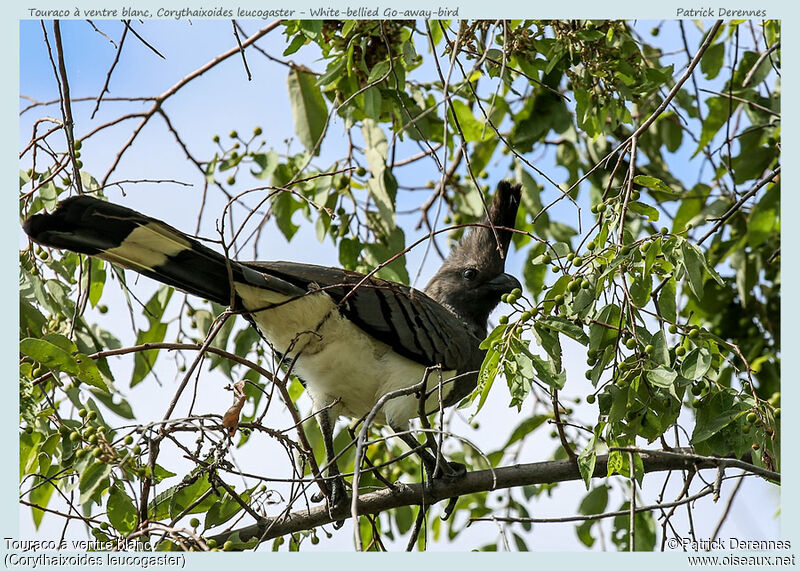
[{"left": 245, "top": 261, "right": 484, "bottom": 374}]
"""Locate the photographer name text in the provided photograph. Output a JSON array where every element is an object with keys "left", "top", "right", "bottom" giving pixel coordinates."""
[{"left": 677, "top": 7, "right": 767, "bottom": 17}]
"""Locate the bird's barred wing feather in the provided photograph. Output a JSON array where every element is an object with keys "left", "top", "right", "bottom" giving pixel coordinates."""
[{"left": 246, "top": 261, "right": 484, "bottom": 374}]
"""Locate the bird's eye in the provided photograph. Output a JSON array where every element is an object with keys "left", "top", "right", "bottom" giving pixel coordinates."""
[{"left": 462, "top": 268, "right": 478, "bottom": 280}]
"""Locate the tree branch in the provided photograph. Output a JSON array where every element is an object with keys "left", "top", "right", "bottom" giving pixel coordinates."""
[{"left": 209, "top": 447, "right": 777, "bottom": 545}]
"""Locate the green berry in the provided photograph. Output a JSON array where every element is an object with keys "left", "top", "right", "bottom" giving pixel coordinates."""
[
  {"left": 660, "top": 227, "right": 669, "bottom": 235},
  {"left": 521, "top": 311, "right": 532, "bottom": 322},
  {"left": 92, "top": 446, "right": 103, "bottom": 458},
  {"left": 98, "top": 305, "right": 108, "bottom": 314},
  {"left": 229, "top": 130, "right": 238, "bottom": 139},
  {"left": 541, "top": 253, "right": 552, "bottom": 264},
  {"left": 223, "top": 541, "right": 234, "bottom": 551},
  {"left": 206, "top": 539, "right": 217, "bottom": 548},
  {"left": 510, "top": 287, "right": 522, "bottom": 298},
  {"left": 73, "top": 139, "right": 82, "bottom": 150},
  {"left": 554, "top": 294, "right": 565, "bottom": 305},
  {"left": 70, "top": 431, "right": 82, "bottom": 443},
  {"left": 253, "top": 126, "right": 263, "bottom": 136},
  {"left": 597, "top": 203, "right": 607, "bottom": 213},
  {"left": 675, "top": 345, "right": 686, "bottom": 356},
  {"left": 585, "top": 370, "right": 592, "bottom": 379},
  {"left": 124, "top": 435, "right": 134, "bottom": 445},
  {"left": 226, "top": 176, "right": 236, "bottom": 186},
  {"left": 355, "top": 166, "right": 367, "bottom": 177},
  {"left": 668, "top": 323, "right": 678, "bottom": 334},
  {"left": 742, "top": 424, "right": 751, "bottom": 434},
  {"left": 212, "top": 135, "right": 220, "bottom": 143},
  {"left": 746, "top": 412, "right": 758, "bottom": 424},
  {"left": 625, "top": 338, "right": 636, "bottom": 350},
  {"left": 688, "top": 328, "right": 700, "bottom": 339},
  {"left": 644, "top": 344, "right": 654, "bottom": 355},
  {"left": 567, "top": 252, "right": 575, "bottom": 261},
  {"left": 190, "top": 517, "right": 200, "bottom": 528},
  {"left": 78, "top": 408, "right": 87, "bottom": 418}
]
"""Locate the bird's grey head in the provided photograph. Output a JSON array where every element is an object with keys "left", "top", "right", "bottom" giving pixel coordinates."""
[{"left": 425, "top": 181, "right": 522, "bottom": 334}]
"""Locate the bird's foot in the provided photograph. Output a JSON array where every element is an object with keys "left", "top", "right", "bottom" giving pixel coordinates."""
[{"left": 325, "top": 475, "right": 349, "bottom": 529}]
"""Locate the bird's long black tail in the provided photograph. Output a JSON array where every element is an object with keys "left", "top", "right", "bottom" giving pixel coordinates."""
[{"left": 23, "top": 195, "right": 281, "bottom": 307}]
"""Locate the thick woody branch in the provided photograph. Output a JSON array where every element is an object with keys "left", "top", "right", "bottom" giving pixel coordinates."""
[{"left": 209, "top": 447, "right": 777, "bottom": 545}]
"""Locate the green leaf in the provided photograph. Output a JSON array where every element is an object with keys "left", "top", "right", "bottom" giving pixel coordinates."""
[
  {"left": 451, "top": 99, "right": 488, "bottom": 142},
  {"left": 273, "top": 191, "right": 302, "bottom": 241},
  {"left": 700, "top": 42, "right": 725, "bottom": 79},
  {"left": 629, "top": 273, "right": 652, "bottom": 308},
  {"left": 680, "top": 348, "right": 712, "bottom": 380},
  {"left": 502, "top": 415, "right": 549, "bottom": 448},
  {"left": 206, "top": 490, "right": 249, "bottom": 529},
  {"left": 650, "top": 330, "right": 670, "bottom": 367},
  {"left": 250, "top": 151, "right": 279, "bottom": 180},
  {"left": 577, "top": 442, "right": 597, "bottom": 490},
  {"left": 107, "top": 482, "right": 138, "bottom": 534},
  {"left": 29, "top": 468, "right": 57, "bottom": 528},
  {"left": 746, "top": 183, "right": 779, "bottom": 247},
  {"left": 87, "top": 259, "right": 106, "bottom": 308},
  {"left": 578, "top": 484, "right": 609, "bottom": 515},
  {"left": 75, "top": 354, "right": 108, "bottom": 392},
  {"left": 538, "top": 316, "right": 589, "bottom": 345},
  {"left": 362, "top": 119, "right": 397, "bottom": 236},
  {"left": 364, "top": 86, "right": 382, "bottom": 118},
  {"left": 131, "top": 287, "right": 173, "bottom": 387},
  {"left": 20, "top": 337, "right": 80, "bottom": 376},
  {"left": 474, "top": 347, "right": 501, "bottom": 415},
  {"left": 627, "top": 201, "right": 660, "bottom": 222},
  {"left": 287, "top": 67, "right": 328, "bottom": 154},
  {"left": 633, "top": 175, "right": 678, "bottom": 195},
  {"left": 613, "top": 502, "right": 656, "bottom": 551},
  {"left": 646, "top": 366, "right": 677, "bottom": 388},
  {"left": 79, "top": 461, "right": 112, "bottom": 505},
  {"left": 589, "top": 304, "right": 622, "bottom": 352},
  {"left": 680, "top": 240, "right": 705, "bottom": 299},
  {"left": 694, "top": 97, "right": 732, "bottom": 157},
  {"left": 692, "top": 390, "right": 745, "bottom": 443},
  {"left": 657, "top": 277, "right": 677, "bottom": 323}
]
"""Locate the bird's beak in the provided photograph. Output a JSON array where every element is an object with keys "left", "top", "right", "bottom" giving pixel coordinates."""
[{"left": 488, "top": 272, "right": 521, "bottom": 293}]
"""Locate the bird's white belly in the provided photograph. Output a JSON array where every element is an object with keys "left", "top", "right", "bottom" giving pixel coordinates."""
[{"left": 234, "top": 284, "right": 455, "bottom": 426}]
